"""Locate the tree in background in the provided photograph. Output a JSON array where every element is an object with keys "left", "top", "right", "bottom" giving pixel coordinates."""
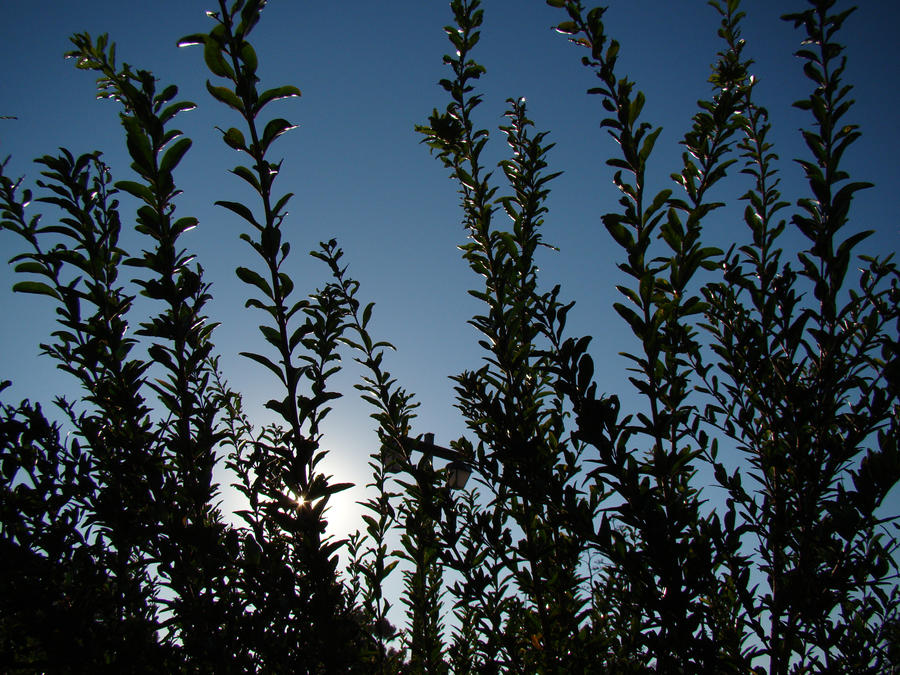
[{"left": 1, "top": 0, "right": 897, "bottom": 672}]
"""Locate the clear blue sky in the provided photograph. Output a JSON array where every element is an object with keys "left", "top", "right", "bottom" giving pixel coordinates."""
[{"left": 1, "top": 1, "right": 898, "bottom": 536}]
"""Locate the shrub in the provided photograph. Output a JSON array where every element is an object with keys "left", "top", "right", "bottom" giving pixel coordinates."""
[{"left": 1, "top": 0, "right": 896, "bottom": 672}]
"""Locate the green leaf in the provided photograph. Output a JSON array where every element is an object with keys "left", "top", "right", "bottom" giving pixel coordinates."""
[
  {"left": 216, "top": 200, "right": 260, "bottom": 227},
  {"left": 238, "top": 3, "right": 264, "bottom": 38},
  {"left": 605, "top": 218, "right": 634, "bottom": 249},
  {"left": 13, "top": 262, "right": 46, "bottom": 275},
  {"left": 204, "top": 39, "right": 233, "bottom": 78},
  {"left": 12, "top": 281, "right": 59, "bottom": 299},
  {"left": 155, "top": 84, "right": 178, "bottom": 106},
  {"left": 240, "top": 350, "right": 285, "bottom": 384},
  {"left": 258, "top": 324, "right": 282, "bottom": 349},
  {"left": 231, "top": 165, "right": 261, "bottom": 193},
  {"left": 222, "top": 127, "right": 247, "bottom": 151},
  {"left": 236, "top": 266, "right": 273, "bottom": 298},
  {"left": 639, "top": 127, "right": 663, "bottom": 163},
  {"left": 123, "top": 124, "right": 154, "bottom": 174},
  {"left": 172, "top": 217, "right": 198, "bottom": 236},
  {"left": 177, "top": 33, "right": 207, "bottom": 48},
  {"left": 160, "top": 137, "right": 192, "bottom": 174},
  {"left": 206, "top": 80, "right": 244, "bottom": 112},
  {"left": 277, "top": 272, "right": 293, "bottom": 298},
  {"left": 289, "top": 324, "right": 312, "bottom": 352},
  {"left": 835, "top": 230, "right": 873, "bottom": 267},
  {"left": 272, "top": 192, "right": 293, "bottom": 216},
  {"left": 261, "top": 118, "right": 297, "bottom": 152},
  {"left": 136, "top": 205, "right": 162, "bottom": 230},
  {"left": 614, "top": 302, "right": 645, "bottom": 336},
  {"left": 239, "top": 42, "right": 258, "bottom": 72},
  {"left": 112, "top": 180, "right": 152, "bottom": 205},
  {"left": 159, "top": 101, "right": 197, "bottom": 125},
  {"left": 362, "top": 302, "right": 375, "bottom": 328},
  {"left": 256, "top": 85, "right": 301, "bottom": 112},
  {"left": 245, "top": 297, "right": 276, "bottom": 318}
]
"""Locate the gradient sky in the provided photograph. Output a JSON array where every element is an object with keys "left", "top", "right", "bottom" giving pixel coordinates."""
[{"left": 1, "top": 0, "right": 898, "bottom": 538}]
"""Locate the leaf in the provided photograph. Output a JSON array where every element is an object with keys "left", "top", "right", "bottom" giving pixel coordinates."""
[
  {"left": 222, "top": 127, "right": 246, "bottom": 152},
  {"left": 239, "top": 350, "right": 286, "bottom": 384},
  {"left": 256, "top": 85, "right": 301, "bottom": 112},
  {"left": 136, "top": 204, "right": 162, "bottom": 230},
  {"left": 362, "top": 302, "right": 375, "bottom": 328},
  {"left": 216, "top": 200, "right": 260, "bottom": 227},
  {"left": 236, "top": 266, "right": 273, "bottom": 298},
  {"left": 265, "top": 396, "right": 291, "bottom": 420},
  {"left": 124, "top": 124, "right": 154, "bottom": 174},
  {"left": 313, "top": 481, "right": 354, "bottom": 498},
  {"left": 605, "top": 218, "right": 634, "bottom": 249},
  {"left": 613, "top": 302, "right": 645, "bottom": 336},
  {"left": 160, "top": 137, "right": 192, "bottom": 174},
  {"left": 177, "top": 33, "right": 207, "bottom": 48},
  {"left": 206, "top": 80, "right": 244, "bottom": 112},
  {"left": 239, "top": 42, "right": 258, "bottom": 72},
  {"left": 258, "top": 324, "right": 282, "bottom": 349},
  {"left": 245, "top": 297, "right": 276, "bottom": 318},
  {"left": 835, "top": 229, "right": 873, "bottom": 263},
  {"left": 261, "top": 118, "right": 297, "bottom": 152},
  {"left": 204, "top": 39, "right": 233, "bottom": 78},
  {"left": 639, "top": 127, "right": 662, "bottom": 162},
  {"left": 272, "top": 192, "right": 293, "bottom": 216},
  {"left": 289, "top": 324, "right": 312, "bottom": 352},
  {"left": 12, "top": 281, "right": 59, "bottom": 299},
  {"left": 13, "top": 262, "right": 46, "bottom": 275},
  {"left": 231, "top": 165, "right": 261, "bottom": 193},
  {"left": 172, "top": 217, "right": 198, "bottom": 236},
  {"left": 115, "top": 180, "right": 155, "bottom": 204},
  {"left": 155, "top": 84, "right": 178, "bottom": 106},
  {"left": 159, "top": 101, "right": 196, "bottom": 125}
]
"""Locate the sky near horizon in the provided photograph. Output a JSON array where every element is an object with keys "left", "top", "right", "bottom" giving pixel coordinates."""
[{"left": 1, "top": 0, "right": 898, "bottom": 539}]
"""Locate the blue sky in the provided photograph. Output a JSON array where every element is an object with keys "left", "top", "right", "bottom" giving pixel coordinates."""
[{"left": 1, "top": 0, "right": 898, "bottom": 536}]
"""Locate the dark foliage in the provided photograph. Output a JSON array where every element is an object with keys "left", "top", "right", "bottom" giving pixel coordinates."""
[{"left": 1, "top": 0, "right": 896, "bottom": 672}]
